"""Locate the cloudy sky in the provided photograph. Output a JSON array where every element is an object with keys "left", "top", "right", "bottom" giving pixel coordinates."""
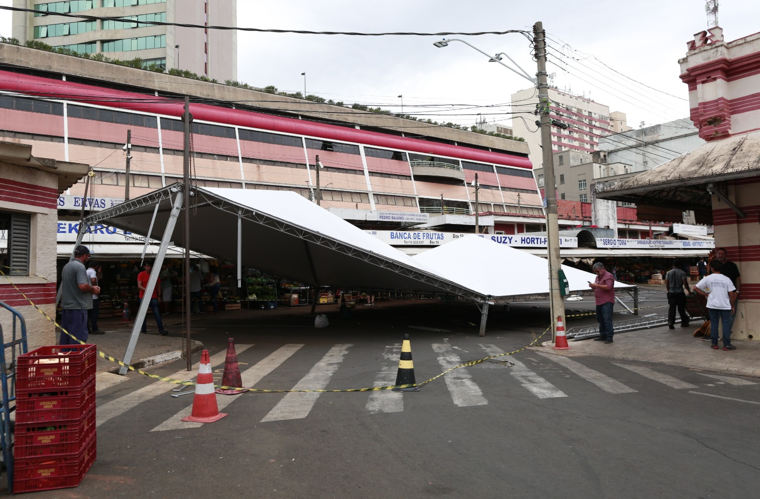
[{"left": 1, "top": 0, "right": 759, "bottom": 131}]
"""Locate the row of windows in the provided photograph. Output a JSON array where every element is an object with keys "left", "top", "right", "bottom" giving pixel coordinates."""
[
  {"left": 321, "top": 190, "right": 370, "bottom": 204},
  {"left": 103, "top": 13, "right": 166, "bottom": 30},
  {"left": 364, "top": 147, "right": 407, "bottom": 162},
  {"left": 68, "top": 104, "right": 158, "bottom": 128},
  {"left": 34, "top": 1, "right": 95, "bottom": 16},
  {"left": 54, "top": 42, "right": 96, "bottom": 53},
  {"left": 0, "top": 95, "right": 64, "bottom": 116},
  {"left": 102, "top": 35, "right": 165, "bottom": 52},
  {"left": 374, "top": 194, "right": 417, "bottom": 207},
  {"left": 495, "top": 166, "right": 534, "bottom": 179},
  {"left": 305, "top": 138, "right": 360, "bottom": 156},
  {"left": 103, "top": 0, "right": 166, "bottom": 6},
  {"left": 462, "top": 161, "right": 494, "bottom": 174},
  {"left": 34, "top": 21, "right": 96, "bottom": 38}
]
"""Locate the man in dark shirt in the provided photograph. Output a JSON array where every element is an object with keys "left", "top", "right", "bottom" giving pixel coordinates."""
[
  {"left": 715, "top": 248, "right": 741, "bottom": 336},
  {"left": 59, "top": 245, "right": 100, "bottom": 345},
  {"left": 665, "top": 259, "right": 690, "bottom": 329}
]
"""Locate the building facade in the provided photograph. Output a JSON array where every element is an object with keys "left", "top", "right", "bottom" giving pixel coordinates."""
[
  {"left": 11, "top": 0, "right": 237, "bottom": 81},
  {"left": 511, "top": 86, "right": 630, "bottom": 171}
]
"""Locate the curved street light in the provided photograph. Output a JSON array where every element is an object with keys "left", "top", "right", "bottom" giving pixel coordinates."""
[{"left": 433, "top": 38, "right": 536, "bottom": 84}]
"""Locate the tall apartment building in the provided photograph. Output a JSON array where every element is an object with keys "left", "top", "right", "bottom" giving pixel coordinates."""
[
  {"left": 510, "top": 87, "right": 630, "bottom": 171},
  {"left": 11, "top": 0, "right": 237, "bottom": 82}
]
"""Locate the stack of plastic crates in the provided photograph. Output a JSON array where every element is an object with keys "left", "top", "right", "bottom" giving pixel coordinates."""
[{"left": 12, "top": 344, "right": 96, "bottom": 493}]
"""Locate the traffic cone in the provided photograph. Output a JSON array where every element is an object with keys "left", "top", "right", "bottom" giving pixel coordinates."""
[
  {"left": 182, "top": 349, "right": 228, "bottom": 423},
  {"left": 216, "top": 338, "right": 244, "bottom": 395},
  {"left": 554, "top": 315, "right": 570, "bottom": 350},
  {"left": 393, "top": 333, "right": 420, "bottom": 391}
]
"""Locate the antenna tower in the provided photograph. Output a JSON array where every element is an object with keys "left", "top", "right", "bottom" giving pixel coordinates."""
[{"left": 706, "top": 0, "right": 719, "bottom": 28}]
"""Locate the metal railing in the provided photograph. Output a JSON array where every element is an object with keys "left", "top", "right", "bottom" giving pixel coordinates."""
[
  {"left": 419, "top": 206, "right": 471, "bottom": 215},
  {"left": 409, "top": 160, "right": 463, "bottom": 172}
]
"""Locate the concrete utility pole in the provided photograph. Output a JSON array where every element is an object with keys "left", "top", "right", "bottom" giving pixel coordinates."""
[
  {"left": 473, "top": 173, "right": 480, "bottom": 234},
  {"left": 315, "top": 154, "right": 322, "bottom": 206},
  {"left": 124, "top": 129, "right": 132, "bottom": 200},
  {"left": 183, "top": 97, "right": 193, "bottom": 370},
  {"left": 534, "top": 22, "right": 566, "bottom": 342}
]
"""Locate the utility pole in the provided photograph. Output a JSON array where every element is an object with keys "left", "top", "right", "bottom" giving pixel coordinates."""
[
  {"left": 473, "top": 173, "right": 480, "bottom": 234},
  {"left": 124, "top": 129, "right": 132, "bottom": 200},
  {"left": 534, "top": 22, "right": 565, "bottom": 343},
  {"left": 183, "top": 97, "right": 192, "bottom": 370},
  {"left": 315, "top": 154, "right": 321, "bottom": 206}
]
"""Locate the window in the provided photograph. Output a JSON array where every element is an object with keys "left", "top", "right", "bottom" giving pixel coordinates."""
[
  {"left": 578, "top": 179, "right": 587, "bottom": 190},
  {"left": 558, "top": 155, "right": 564, "bottom": 166},
  {"left": 537, "top": 175, "right": 544, "bottom": 188},
  {"left": 580, "top": 194, "right": 588, "bottom": 202},
  {"left": 0, "top": 211, "right": 31, "bottom": 276},
  {"left": 560, "top": 193, "right": 565, "bottom": 200},
  {"left": 102, "top": 35, "right": 165, "bottom": 53},
  {"left": 559, "top": 174, "right": 565, "bottom": 184}
]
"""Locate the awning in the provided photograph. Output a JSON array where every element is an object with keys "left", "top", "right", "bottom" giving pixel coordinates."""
[
  {"left": 57, "top": 244, "right": 210, "bottom": 260},
  {"left": 524, "top": 248, "right": 711, "bottom": 258}
]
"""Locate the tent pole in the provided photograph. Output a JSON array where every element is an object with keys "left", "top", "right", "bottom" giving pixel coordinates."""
[
  {"left": 237, "top": 214, "right": 242, "bottom": 295},
  {"left": 479, "top": 301, "right": 490, "bottom": 337},
  {"left": 303, "top": 241, "right": 320, "bottom": 314},
  {"left": 633, "top": 287, "right": 639, "bottom": 316},
  {"left": 119, "top": 190, "right": 183, "bottom": 375}
]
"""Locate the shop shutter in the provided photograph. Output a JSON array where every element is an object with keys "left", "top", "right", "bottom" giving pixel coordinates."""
[{"left": 9, "top": 213, "right": 31, "bottom": 276}]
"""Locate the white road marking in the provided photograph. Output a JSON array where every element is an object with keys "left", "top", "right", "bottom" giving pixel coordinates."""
[
  {"left": 366, "top": 344, "right": 403, "bottom": 414},
  {"left": 613, "top": 363, "right": 698, "bottom": 389},
  {"left": 535, "top": 352, "right": 637, "bottom": 394},
  {"left": 151, "top": 344, "right": 304, "bottom": 431},
  {"left": 480, "top": 345, "right": 567, "bottom": 399},
  {"left": 432, "top": 343, "right": 487, "bottom": 407},
  {"left": 261, "top": 344, "right": 353, "bottom": 422},
  {"left": 96, "top": 346, "right": 253, "bottom": 428},
  {"left": 696, "top": 373, "right": 756, "bottom": 386},
  {"left": 690, "top": 391, "right": 760, "bottom": 406}
]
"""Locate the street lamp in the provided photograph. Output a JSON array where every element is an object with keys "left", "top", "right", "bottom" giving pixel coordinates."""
[
  {"left": 433, "top": 27, "right": 566, "bottom": 344},
  {"left": 175, "top": 44, "right": 180, "bottom": 70},
  {"left": 398, "top": 94, "right": 404, "bottom": 115},
  {"left": 471, "top": 173, "right": 480, "bottom": 234},
  {"left": 301, "top": 72, "right": 307, "bottom": 98}
]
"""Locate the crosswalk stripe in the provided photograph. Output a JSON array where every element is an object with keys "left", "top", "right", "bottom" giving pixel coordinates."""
[
  {"left": 613, "top": 363, "right": 698, "bottom": 389},
  {"left": 535, "top": 352, "right": 637, "bottom": 394},
  {"left": 366, "top": 344, "right": 403, "bottom": 414},
  {"left": 261, "top": 344, "right": 353, "bottom": 422},
  {"left": 432, "top": 343, "right": 487, "bottom": 407},
  {"left": 151, "top": 344, "right": 304, "bottom": 431},
  {"left": 696, "top": 373, "right": 756, "bottom": 386},
  {"left": 480, "top": 345, "right": 567, "bottom": 399},
  {"left": 689, "top": 391, "right": 760, "bottom": 405},
  {"left": 96, "top": 345, "right": 253, "bottom": 428}
]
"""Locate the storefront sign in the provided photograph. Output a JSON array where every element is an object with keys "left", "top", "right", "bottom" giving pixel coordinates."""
[
  {"left": 595, "top": 238, "right": 714, "bottom": 249},
  {"left": 488, "top": 235, "right": 579, "bottom": 248},
  {"left": 366, "top": 230, "right": 465, "bottom": 246},
  {"left": 374, "top": 211, "right": 429, "bottom": 223},
  {"left": 672, "top": 224, "right": 708, "bottom": 236},
  {"left": 58, "top": 195, "right": 124, "bottom": 211},
  {"left": 57, "top": 222, "right": 157, "bottom": 243}
]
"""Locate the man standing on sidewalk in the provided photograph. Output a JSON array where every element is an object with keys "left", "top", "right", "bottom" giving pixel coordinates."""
[
  {"left": 665, "top": 259, "right": 690, "bottom": 329},
  {"left": 59, "top": 245, "right": 100, "bottom": 345},
  {"left": 589, "top": 262, "right": 615, "bottom": 344},
  {"left": 695, "top": 260, "right": 737, "bottom": 350}
]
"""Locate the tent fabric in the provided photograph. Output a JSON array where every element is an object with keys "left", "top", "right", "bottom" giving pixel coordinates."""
[
  {"left": 412, "top": 235, "right": 631, "bottom": 297},
  {"left": 83, "top": 184, "right": 630, "bottom": 302}
]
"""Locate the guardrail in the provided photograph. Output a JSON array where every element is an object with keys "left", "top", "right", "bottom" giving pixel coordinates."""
[
  {"left": 410, "top": 160, "right": 463, "bottom": 172},
  {"left": 419, "top": 206, "right": 471, "bottom": 215}
]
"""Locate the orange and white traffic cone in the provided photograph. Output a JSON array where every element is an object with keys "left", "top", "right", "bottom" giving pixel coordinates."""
[
  {"left": 553, "top": 315, "right": 570, "bottom": 350},
  {"left": 182, "top": 349, "right": 228, "bottom": 423},
  {"left": 216, "top": 338, "right": 244, "bottom": 395}
]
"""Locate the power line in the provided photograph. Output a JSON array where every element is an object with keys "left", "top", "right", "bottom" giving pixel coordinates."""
[{"left": 0, "top": 6, "right": 530, "bottom": 38}]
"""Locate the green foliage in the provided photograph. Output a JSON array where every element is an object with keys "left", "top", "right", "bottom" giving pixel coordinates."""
[
  {"left": 0, "top": 37, "right": 19, "bottom": 45},
  {"left": 262, "top": 85, "right": 278, "bottom": 94}
]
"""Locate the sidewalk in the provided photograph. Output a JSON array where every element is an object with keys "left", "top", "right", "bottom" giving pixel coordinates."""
[
  {"left": 538, "top": 323, "right": 760, "bottom": 378},
  {"left": 87, "top": 312, "right": 205, "bottom": 391}
]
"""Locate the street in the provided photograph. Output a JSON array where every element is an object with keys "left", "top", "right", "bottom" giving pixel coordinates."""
[{"left": 33, "top": 295, "right": 760, "bottom": 498}]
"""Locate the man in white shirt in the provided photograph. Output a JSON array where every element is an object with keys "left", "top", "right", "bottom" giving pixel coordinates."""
[{"left": 694, "top": 260, "right": 738, "bottom": 351}]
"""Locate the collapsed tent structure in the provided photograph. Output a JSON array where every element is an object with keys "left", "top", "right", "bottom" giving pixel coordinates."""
[{"left": 78, "top": 184, "right": 633, "bottom": 371}]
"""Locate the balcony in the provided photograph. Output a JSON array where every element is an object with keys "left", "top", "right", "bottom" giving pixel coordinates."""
[{"left": 410, "top": 160, "right": 465, "bottom": 182}]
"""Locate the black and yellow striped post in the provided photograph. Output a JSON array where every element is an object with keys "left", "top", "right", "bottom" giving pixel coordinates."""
[{"left": 394, "top": 333, "right": 420, "bottom": 392}]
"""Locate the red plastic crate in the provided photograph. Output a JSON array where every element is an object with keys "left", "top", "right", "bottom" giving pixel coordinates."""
[
  {"left": 13, "top": 434, "right": 96, "bottom": 494},
  {"left": 14, "top": 408, "right": 96, "bottom": 458},
  {"left": 16, "top": 344, "right": 96, "bottom": 391},
  {"left": 15, "top": 380, "right": 95, "bottom": 424}
]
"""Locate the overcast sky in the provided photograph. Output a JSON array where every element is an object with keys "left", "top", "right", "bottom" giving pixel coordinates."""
[{"left": 1, "top": 1, "right": 759, "bottom": 132}]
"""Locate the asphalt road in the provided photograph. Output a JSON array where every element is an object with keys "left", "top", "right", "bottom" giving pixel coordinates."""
[{"left": 25, "top": 292, "right": 760, "bottom": 498}]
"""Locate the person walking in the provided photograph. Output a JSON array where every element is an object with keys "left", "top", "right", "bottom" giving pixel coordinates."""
[
  {"left": 714, "top": 248, "right": 741, "bottom": 337},
  {"left": 206, "top": 266, "right": 221, "bottom": 314},
  {"left": 589, "top": 262, "right": 615, "bottom": 344},
  {"left": 59, "top": 245, "right": 100, "bottom": 345},
  {"left": 665, "top": 259, "right": 690, "bottom": 329},
  {"left": 697, "top": 258, "right": 707, "bottom": 278},
  {"left": 87, "top": 262, "right": 104, "bottom": 334},
  {"left": 694, "top": 260, "right": 737, "bottom": 350},
  {"left": 137, "top": 261, "right": 168, "bottom": 336}
]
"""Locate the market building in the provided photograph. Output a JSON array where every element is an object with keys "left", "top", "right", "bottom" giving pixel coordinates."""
[{"left": 597, "top": 26, "right": 760, "bottom": 341}]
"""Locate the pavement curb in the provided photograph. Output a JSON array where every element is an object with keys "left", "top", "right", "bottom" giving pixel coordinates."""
[{"left": 105, "top": 341, "right": 205, "bottom": 374}]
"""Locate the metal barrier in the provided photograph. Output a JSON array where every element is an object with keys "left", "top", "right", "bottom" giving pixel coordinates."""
[{"left": 0, "top": 300, "right": 28, "bottom": 493}]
